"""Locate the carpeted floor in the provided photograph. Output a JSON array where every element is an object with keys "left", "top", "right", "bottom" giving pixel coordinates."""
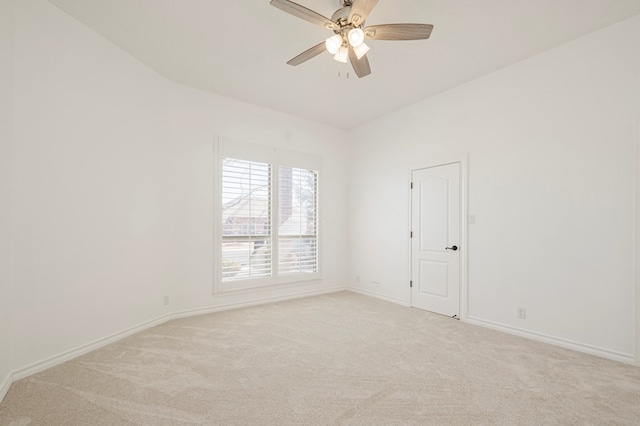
[{"left": 1, "top": 291, "right": 639, "bottom": 425}]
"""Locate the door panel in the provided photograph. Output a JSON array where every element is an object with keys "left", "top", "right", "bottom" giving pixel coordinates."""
[
  {"left": 411, "top": 162, "right": 460, "bottom": 317},
  {"left": 419, "top": 260, "right": 449, "bottom": 297},
  {"left": 420, "top": 177, "right": 449, "bottom": 251}
]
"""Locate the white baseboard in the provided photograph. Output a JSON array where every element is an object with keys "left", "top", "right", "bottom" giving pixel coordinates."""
[
  {"left": 5, "top": 286, "right": 632, "bottom": 406},
  {"left": 347, "top": 287, "right": 410, "bottom": 307},
  {"left": 346, "top": 291, "right": 634, "bottom": 364},
  {"left": 0, "top": 371, "right": 11, "bottom": 403},
  {"left": 2, "top": 286, "right": 347, "bottom": 404},
  {"left": 466, "top": 316, "right": 635, "bottom": 365},
  {"left": 171, "top": 287, "right": 346, "bottom": 320},
  {"left": 12, "top": 315, "right": 171, "bottom": 381}
]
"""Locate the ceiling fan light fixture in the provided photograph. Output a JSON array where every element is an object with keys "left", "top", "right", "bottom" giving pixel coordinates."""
[
  {"left": 353, "top": 42, "right": 370, "bottom": 59},
  {"left": 325, "top": 34, "right": 343, "bottom": 54},
  {"left": 334, "top": 46, "right": 349, "bottom": 63},
  {"left": 348, "top": 28, "right": 365, "bottom": 47}
]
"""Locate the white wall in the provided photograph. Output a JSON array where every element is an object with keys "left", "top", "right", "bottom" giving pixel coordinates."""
[
  {"left": 8, "top": 0, "right": 349, "bottom": 376},
  {"left": 12, "top": 0, "right": 172, "bottom": 370},
  {"left": 348, "top": 15, "right": 640, "bottom": 361},
  {"left": 0, "top": 0, "right": 15, "bottom": 395}
]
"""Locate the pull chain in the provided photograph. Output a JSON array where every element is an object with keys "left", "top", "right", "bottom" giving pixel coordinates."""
[{"left": 337, "top": 62, "right": 350, "bottom": 79}]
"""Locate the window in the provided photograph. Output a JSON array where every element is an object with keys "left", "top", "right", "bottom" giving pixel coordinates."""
[{"left": 217, "top": 139, "right": 320, "bottom": 292}]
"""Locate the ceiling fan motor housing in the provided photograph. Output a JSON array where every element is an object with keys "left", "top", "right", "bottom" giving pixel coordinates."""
[{"left": 331, "top": 6, "right": 352, "bottom": 27}]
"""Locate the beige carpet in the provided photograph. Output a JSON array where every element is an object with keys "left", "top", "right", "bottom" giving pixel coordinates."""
[{"left": 1, "top": 291, "right": 640, "bottom": 425}]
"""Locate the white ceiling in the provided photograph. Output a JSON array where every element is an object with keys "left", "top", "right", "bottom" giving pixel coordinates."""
[{"left": 47, "top": 0, "right": 640, "bottom": 129}]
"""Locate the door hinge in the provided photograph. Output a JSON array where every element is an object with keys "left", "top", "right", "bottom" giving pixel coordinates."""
[
  {"left": 410, "top": 231, "right": 413, "bottom": 238},
  {"left": 410, "top": 182, "right": 413, "bottom": 189},
  {"left": 410, "top": 280, "right": 413, "bottom": 288}
]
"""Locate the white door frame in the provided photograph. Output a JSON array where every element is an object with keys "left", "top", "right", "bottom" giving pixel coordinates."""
[
  {"left": 634, "top": 119, "right": 640, "bottom": 366},
  {"left": 409, "top": 154, "right": 469, "bottom": 320}
]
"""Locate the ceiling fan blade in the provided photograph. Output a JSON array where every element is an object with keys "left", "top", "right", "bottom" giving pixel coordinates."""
[
  {"left": 348, "top": 47, "right": 371, "bottom": 78},
  {"left": 287, "top": 42, "right": 327, "bottom": 66},
  {"left": 270, "top": 0, "right": 337, "bottom": 30},
  {"left": 364, "top": 24, "right": 434, "bottom": 40},
  {"left": 349, "top": 0, "right": 379, "bottom": 26}
]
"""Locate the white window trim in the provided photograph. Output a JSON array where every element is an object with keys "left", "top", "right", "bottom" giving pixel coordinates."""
[{"left": 213, "top": 137, "right": 323, "bottom": 296}]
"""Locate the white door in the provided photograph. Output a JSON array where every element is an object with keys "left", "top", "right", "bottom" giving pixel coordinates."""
[{"left": 411, "top": 162, "right": 461, "bottom": 317}]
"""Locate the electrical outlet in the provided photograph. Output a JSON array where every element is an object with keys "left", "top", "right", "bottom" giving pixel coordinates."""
[
  {"left": 517, "top": 307, "right": 526, "bottom": 319},
  {"left": 163, "top": 296, "right": 169, "bottom": 306}
]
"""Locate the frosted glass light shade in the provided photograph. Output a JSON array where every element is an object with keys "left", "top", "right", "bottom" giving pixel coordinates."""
[
  {"left": 333, "top": 46, "right": 348, "bottom": 63},
  {"left": 348, "top": 28, "right": 365, "bottom": 47},
  {"left": 353, "top": 42, "right": 370, "bottom": 59},
  {"left": 325, "top": 34, "right": 342, "bottom": 55}
]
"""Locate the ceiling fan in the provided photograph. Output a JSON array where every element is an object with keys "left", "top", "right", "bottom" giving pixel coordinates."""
[{"left": 270, "top": 0, "right": 434, "bottom": 78}]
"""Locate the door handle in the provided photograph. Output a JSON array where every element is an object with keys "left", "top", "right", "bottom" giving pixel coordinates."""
[{"left": 445, "top": 245, "right": 458, "bottom": 251}]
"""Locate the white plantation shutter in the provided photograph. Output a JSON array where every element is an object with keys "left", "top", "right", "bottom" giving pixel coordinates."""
[
  {"left": 217, "top": 139, "right": 321, "bottom": 292},
  {"left": 278, "top": 167, "right": 318, "bottom": 275},
  {"left": 221, "top": 158, "right": 272, "bottom": 281}
]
